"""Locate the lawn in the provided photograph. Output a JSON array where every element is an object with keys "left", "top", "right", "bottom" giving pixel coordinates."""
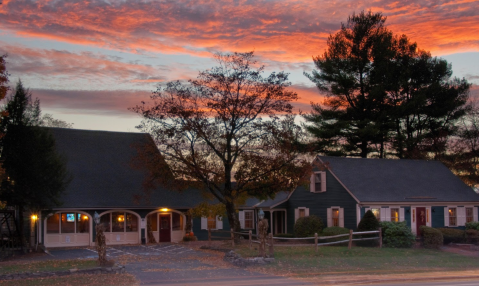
[
  {"left": 0, "top": 259, "right": 98, "bottom": 275},
  {"left": 0, "top": 273, "right": 138, "bottom": 286},
  {"left": 236, "top": 245, "right": 479, "bottom": 276}
]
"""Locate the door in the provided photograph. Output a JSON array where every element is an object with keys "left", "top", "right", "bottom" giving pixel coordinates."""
[
  {"left": 416, "top": 207, "right": 426, "bottom": 236},
  {"left": 159, "top": 214, "right": 171, "bottom": 242}
]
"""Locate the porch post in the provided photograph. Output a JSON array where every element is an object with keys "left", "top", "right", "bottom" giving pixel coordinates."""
[{"left": 270, "top": 210, "right": 274, "bottom": 234}]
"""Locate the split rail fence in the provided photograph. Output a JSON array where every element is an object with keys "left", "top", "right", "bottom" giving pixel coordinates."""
[{"left": 207, "top": 228, "right": 382, "bottom": 256}]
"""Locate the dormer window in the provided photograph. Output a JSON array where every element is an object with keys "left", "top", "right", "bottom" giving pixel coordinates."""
[{"left": 310, "top": 171, "right": 326, "bottom": 193}]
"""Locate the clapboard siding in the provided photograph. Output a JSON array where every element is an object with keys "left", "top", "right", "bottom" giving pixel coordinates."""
[{"left": 286, "top": 170, "right": 358, "bottom": 232}]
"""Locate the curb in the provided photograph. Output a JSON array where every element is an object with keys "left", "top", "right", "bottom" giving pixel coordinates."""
[{"left": 318, "top": 274, "right": 479, "bottom": 285}]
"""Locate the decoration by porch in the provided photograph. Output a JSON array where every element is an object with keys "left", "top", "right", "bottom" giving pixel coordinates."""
[
  {"left": 258, "top": 209, "right": 269, "bottom": 257},
  {"left": 146, "top": 219, "right": 156, "bottom": 243},
  {"left": 94, "top": 211, "right": 107, "bottom": 266}
]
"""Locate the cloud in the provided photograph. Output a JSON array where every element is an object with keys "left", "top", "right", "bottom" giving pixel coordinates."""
[{"left": 1, "top": 0, "right": 477, "bottom": 64}]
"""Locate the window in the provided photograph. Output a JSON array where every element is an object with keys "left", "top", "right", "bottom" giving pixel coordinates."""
[
  {"left": 371, "top": 208, "right": 381, "bottom": 221},
  {"left": 244, "top": 211, "right": 254, "bottom": 229},
  {"left": 100, "top": 213, "right": 111, "bottom": 232},
  {"left": 126, "top": 213, "right": 138, "bottom": 232},
  {"left": 207, "top": 216, "right": 216, "bottom": 229},
  {"left": 466, "top": 207, "right": 474, "bottom": 223},
  {"left": 299, "top": 209, "right": 305, "bottom": 218},
  {"left": 61, "top": 213, "right": 75, "bottom": 233},
  {"left": 112, "top": 212, "right": 125, "bottom": 232},
  {"left": 310, "top": 172, "right": 326, "bottom": 193},
  {"left": 76, "top": 214, "right": 89, "bottom": 233},
  {"left": 449, "top": 207, "right": 457, "bottom": 226},
  {"left": 391, "top": 208, "right": 399, "bottom": 222},
  {"left": 332, "top": 208, "right": 339, "bottom": 227},
  {"left": 148, "top": 214, "right": 158, "bottom": 231},
  {"left": 100, "top": 212, "right": 138, "bottom": 232},
  {"left": 47, "top": 214, "right": 60, "bottom": 234},
  {"left": 172, "top": 212, "right": 183, "bottom": 231}
]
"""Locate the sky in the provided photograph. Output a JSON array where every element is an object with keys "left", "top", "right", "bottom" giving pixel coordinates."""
[{"left": 0, "top": 0, "right": 478, "bottom": 132}]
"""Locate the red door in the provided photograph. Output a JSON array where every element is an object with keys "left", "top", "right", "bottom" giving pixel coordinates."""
[
  {"left": 159, "top": 214, "right": 171, "bottom": 242},
  {"left": 416, "top": 207, "right": 426, "bottom": 236}
]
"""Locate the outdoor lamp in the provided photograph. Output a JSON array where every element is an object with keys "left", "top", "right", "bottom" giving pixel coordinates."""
[
  {"left": 94, "top": 211, "right": 100, "bottom": 224},
  {"left": 258, "top": 208, "right": 264, "bottom": 220}
]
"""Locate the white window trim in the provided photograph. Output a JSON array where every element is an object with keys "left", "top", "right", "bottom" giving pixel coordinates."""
[
  {"left": 327, "top": 206, "right": 344, "bottom": 227},
  {"left": 310, "top": 171, "right": 326, "bottom": 193},
  {"left": 201, "top": 215, "right": 223, "bottom": 230},
  {"left": 294, "top": 207, "right": 309, "bottom": 222}
]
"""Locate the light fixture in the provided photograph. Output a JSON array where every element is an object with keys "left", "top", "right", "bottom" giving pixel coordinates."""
[
  {"left": 160, "top": 208, "right": 169, "bottom": 212},
  {"left": 83, "top": 215, "right": 88, "bottom": 220},
  {"left": 31, "top": 215, "right": 37, "bottom": 221},
  {"left": 94, "top": 211, "right": 100, "bottom": 224},
  {"left": 258, "top": 208, "right": 264, "bottom": 220}
]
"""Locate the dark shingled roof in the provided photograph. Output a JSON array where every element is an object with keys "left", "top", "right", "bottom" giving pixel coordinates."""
[
  {"left": 318, "top": 156, "right": 479, "bottom": 203},
  {"left": 49, "top": 128, "right": 204, "bottom": 209}
]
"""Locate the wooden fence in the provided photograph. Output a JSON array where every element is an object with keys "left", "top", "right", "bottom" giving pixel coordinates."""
[{"left": 208, "top": 228, "right": 382, "bottom": 256}]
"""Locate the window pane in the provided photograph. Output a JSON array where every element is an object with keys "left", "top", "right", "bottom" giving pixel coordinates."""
[
  {"left": 245, "top": 211, "right": 253, "bottom": 229},
  {"left": 371, "top": 208, "right": 380, "bottom": 221},
  {"left": 61, "top": 213, "right": 75, "bottom": 233},
  {"left": 148, "top": 214, "right": 158, "bottom": 231},
  {"left": 47, "top": 214, "right": 59, "bottom": 234},
  {"left": 126, "top": 213, "right": 138, "bottom": 232},
  {"left": 466, "top": 208, "right": 474, "bottom": 223},
  {"left": 391, "top": 208, "right": 399, "bottom": 222},
  {"left": 449, "top": 208, "right": 457, "bottom": 226},
  {"left": 172, "top": 212, "right": 183, "bottom": 231},
  {"left": 332, "top": 209, "right": 339, "bottom": 227},
  {"left": 100, "top": 213, "right": 111, "bottom": 232},
  {"left": 112, "top": 212, "right": 125, "bottom": 232},
  {"left": 207, "top": 216, "right": 216, "bottom": 229},
  {"left": 76, "top": 213, "right": 89, "bottom": 233},
  {"left": 299, "top": 209, "right": 305, "bottom": 218}
]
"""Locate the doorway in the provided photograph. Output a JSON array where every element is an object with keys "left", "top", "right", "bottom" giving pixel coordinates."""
[
  {"left": 416, "top": 207, "right": 426, "bottom": 236},
  {"left": 159, "top": 214, "right": 171, "bottom": 242}
]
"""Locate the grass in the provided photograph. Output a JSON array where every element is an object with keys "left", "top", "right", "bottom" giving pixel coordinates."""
[
  {"left": 236, "top": 245, "right": 479, "bottom": 276},
  {"left": 0, "top": 273, "right": 138, "bottom": 286},
  {"left": 0, "top": 259, "right": 99, "bottom": 275}
]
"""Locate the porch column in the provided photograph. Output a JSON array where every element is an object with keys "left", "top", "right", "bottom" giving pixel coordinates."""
[{"left": 270, "top": 210, "right": 274, "bottom": 234}]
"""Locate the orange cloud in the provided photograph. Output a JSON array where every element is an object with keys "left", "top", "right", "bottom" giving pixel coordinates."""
[{"left": 1, "top": 0, "right": 476, "bottom": 64}]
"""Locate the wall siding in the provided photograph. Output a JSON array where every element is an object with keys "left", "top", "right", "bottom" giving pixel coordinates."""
[{"left": 286, "top": 171, "right": 358, "bottom": 233}]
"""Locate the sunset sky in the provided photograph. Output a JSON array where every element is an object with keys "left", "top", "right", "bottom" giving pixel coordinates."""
[{"left": 1, "top": 0, "right": 478, "bottom": 132}]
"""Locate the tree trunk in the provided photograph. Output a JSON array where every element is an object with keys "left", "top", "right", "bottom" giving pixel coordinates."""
[{"left": 225, "top": 201, "right": 241, "bottom": 243}]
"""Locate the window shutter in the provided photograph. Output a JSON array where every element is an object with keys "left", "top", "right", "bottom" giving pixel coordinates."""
[
  {"left": 239, "top": 211, "right": 245, "bottom": 229},
  {"left": 327, "top": 208, "right": 332, "bottom": 227},
  {"left": 411, "top": 207, "right": 417, "bottom": 235},
  {"left": 474, "top": 207, "right": 478, "bottom": 222},
  {"left": 216, "top": 216, "right": 223, "bottom": 230},
  {"left": 384, "top": 208, "right": 391, "bottom": 221},
  {"left": 295, "top": 208, "right": 299, "bottom": 222},
  {"left": 399, "top": 208, "right": 405, "bottom": 222},
  {"left": 321, "top": 172, "right": 327, "bottom": 192},
  {"left": 201, "top": 217, "right": 207, "bottom": 230},
  {"left": 310, "top": 174, "right": 315, "bottom": 192},
  {"left": 339, "top": 208, "right": 344, "bottom": 227},
  {"left": 426, "top": 207, "right": 431, "bottom": 227},
  {"left": 458, "top": 207, "right": 465, "bottom": 226},
  {"left": 444, "top": 207, "right": 449, "bottom": 227},
  {"left": 305, "top": 208, "right": 310, "bottom": 217}
]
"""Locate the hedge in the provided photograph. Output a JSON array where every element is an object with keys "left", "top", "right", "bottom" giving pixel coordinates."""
[
  {"left": 436, "top": 228, "right": 465, "bottom": 244},
  {"left": 466, "top": 229, "right": 479, "bottom": 244},
  {"left": 294, "top": 215, "right": 324, "bottom": 238},
  {"left": 421, "top": 226, "right": 443, "bottom": 249},
  {"left": 466, "top": 221, "right": 479, "bottom": 231},
  {"left": 380, "top": 221, "right": 415, "bottom": 248}
]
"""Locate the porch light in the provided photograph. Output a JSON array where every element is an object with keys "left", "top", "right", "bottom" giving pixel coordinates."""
[
  {"left": 258, "top": 208, "right": 264, "bottom": 220},
  {"left": 31, "top": 215, "right": 37, "bottom": 221},
  {"left": 94, "top": 211, "right": 100, "bottom": 224},
  {"left": 118, "top": 215, "right": 124, "bottom": 222},
  {"left": 160, "top": 208, "right": 169, "bottom": 212},
  {"left": 83, "top": 215, "right": 88, "bottom": 220}
]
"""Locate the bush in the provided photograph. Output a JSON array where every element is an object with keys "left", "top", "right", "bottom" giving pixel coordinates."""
[
  {"left": 274, "top": 233, "right": 294, "bottom": 238},
  {"left": 356, "top": 210, "right": 380, "bottom": 247},
  {"left": 421, "top": 226, "right": 443, "bottom": 249},
  {"left": 294, "top": 215, "right": 324, "bottom": 238},
  {"left": 436, "top": 228, "right": 466, "bottom": 244},
  {"left": 380, "top": 221, "right": 415, "bottom": 248},
  {"left": 182, "top": 235, "right": 198, "bottom": 242},
  {"left": 322, "top": 227, "right": 350, "bottom": 243},
  {"left": 466, "top": 221, "right": 479, "bottom": 231},
  {"left": 466, "top": 229, "right": 479, "bottom": 244}
]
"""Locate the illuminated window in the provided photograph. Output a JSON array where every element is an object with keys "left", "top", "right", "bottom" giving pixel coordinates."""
[
  {"left": 61, "top": 213, "right": 75, "bottom": 233},
  {"left": 172, "top": 212, "right": 183, "bottom": 231},
  {"left": 207, "top": 216, "right": 217, "bottom": 229},
  {"left": 299, "top": 209, "right": 305, "bottom": 218},
  {"left": 391, "top": 208, "right": 399, "bottom": 222},
  {"left": 47, "top": 214, "right": 60, "bottom": 234},
  {"left": 76, "top": 213, "right": 89, "bottom": 233},
  {"left": 148, "top": 214, "right": 158, "bottom": 231},
  {"left": 449, "top": 208, "right": 457, "bottom": 226},
  {"left": 466, "top": 207, "right": 474, "bottom": 223},
  {"left": 332, "top": 208, "right": 339, "bottom": 227},
  {"left": 244, "top": 211, "right": 254, "bottom": 229},
  {"left": 100, "top": 213, "right": 111, "bottom": 232},
  {"left": 371, "top": 208, "right": 380, "bottom": 221},
  {"left": 126, "top": 213, "right": 138, "bottom": 232}
]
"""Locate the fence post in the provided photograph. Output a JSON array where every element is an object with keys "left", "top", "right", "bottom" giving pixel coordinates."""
[
  {"left": 379, "top": 227, "right": 382, "bottom": 248},
  {"left": 249, "top": 230, "right": 252, "bottom": 250},
  {"left": 268, "top": 233, "right": 274, "bottom": 257},
  {"left": 231, "top": 228, "right": 235, "bottom": 248},
  {"left": 314, "top": 233, "right": 318, "bottom": 253},
  {"left": 348, "top": 229, "right": 353, "bottom": 249}
]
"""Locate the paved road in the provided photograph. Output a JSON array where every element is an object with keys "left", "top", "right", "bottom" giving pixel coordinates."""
[
  {"left": 360, "top": 280, "right": 479, "bottom": 286},
  {"left": 40, "top": 244, "right": 312, "bottom": 285}
]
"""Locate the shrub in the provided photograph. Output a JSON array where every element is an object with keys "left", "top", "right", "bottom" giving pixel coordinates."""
[
  {"left": 274, "top": 233, "right": 294, "bottom": 238},
  {"left": 466, "top": 221, "right": 479, "bottom": 231},
  {"left": 182, "top": 235, "right": 198, "bottom": 242},
  {"left": 466, "top": 229, "right": 479, "bottom": 244},
  {"left": 322, "top": 227, "right": 350, "bottom": 243},
  {"left": 436, "top": 228, "right": 465, "bottom": 244},
  {"left": 380, "top": 221, "right": 415, "bottom": 248},
  {"left": 356, "top": 210, "right": 380, "bottom": 247},
  {"left": 421, "top": 226, "right": 443, "bottom": 249},
  {"left": 294, "top": 215, "right": 324, "bottom": 238}
]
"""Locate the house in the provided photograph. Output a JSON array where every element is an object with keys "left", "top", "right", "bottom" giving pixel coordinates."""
[{"left": 268, "top": 156, "right": 479, "bottom": 235}]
